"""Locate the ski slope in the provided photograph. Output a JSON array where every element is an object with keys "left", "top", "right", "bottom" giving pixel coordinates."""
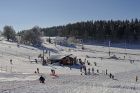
[{"left": 0, "top": 38, "right": 140, "bottom": 93}]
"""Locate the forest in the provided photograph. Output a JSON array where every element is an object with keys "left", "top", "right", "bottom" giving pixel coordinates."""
[{"left": 41, "top": 19, "right": 140, "bottom": 42}]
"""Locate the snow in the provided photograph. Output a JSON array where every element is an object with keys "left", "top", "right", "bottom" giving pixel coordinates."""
[{"left": 0, "top": 37, "right": 140, "bottom": 93}]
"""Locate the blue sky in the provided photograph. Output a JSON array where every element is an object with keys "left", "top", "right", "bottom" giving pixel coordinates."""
[{"left": 0, "top": 0, "right": 139, "bottom": 31}]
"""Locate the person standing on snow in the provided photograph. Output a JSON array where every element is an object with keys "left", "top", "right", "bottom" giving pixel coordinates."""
[
  {"left": 106, "top": 69, "right": 108, "bottom": 75},
  {"left": 10, "top": 59, "right": 13, "bottom": 64},
  {"left": 37, "top": 68, "right": 39, "bottom": 73},
  {"left": 39, "top": 75, "right": 45, "bottom": 83},
  {"left": 92, "top": 67, "right": 94, "bottom": 74},
  {"left": 88, "top": 68, "right": 91, "bottom": 75},
  {"left": 136, "top": 76, "right": 138, "bottom": 82}
]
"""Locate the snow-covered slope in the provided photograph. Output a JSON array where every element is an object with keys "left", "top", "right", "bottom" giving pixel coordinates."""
[{"left": 0, "top": 38, "right": 140, "bottom": 93}]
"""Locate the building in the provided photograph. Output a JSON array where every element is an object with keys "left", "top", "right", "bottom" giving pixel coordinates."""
[{"left": 48, "top": 54, "right": 77, "bottom": 65}]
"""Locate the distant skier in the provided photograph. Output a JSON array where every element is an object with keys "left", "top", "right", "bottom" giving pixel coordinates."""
[
  {"left": 51, "top": 69, "right": 55, "bottom": 76},
  {"left": 109, "top": 51, "right": 111, "bottom": 56},
  {"left": 92, "top": 67, "right": 94, "bottom": 74},
  {"left": 87, "top": 60, "right": 90, "bottom": 65},
  {"left": 83, "top": 66, "right": 87, "bottom": 75},
  {"left": 106, "top": 69, "right": 108, "bottom": 75},
  {"left": 112, "top": 75, "right": 114, "bottom": 79},
  {"left": 10, "top": 59, "right": 13, "bottom": 64},
  {"left": 35, "top": 59, "right": 37, "bottom": 63},
  {"left": 80, "top": 66, "right": 83, "bottom": 72},
  {"left": 84, "top": 58, "right": 86, "bottom": 63},
  {"left": 94, "top": 62, "right": 97, "bottom": 66},
  {"left": 17, "top": 44, "right": 20, "bottom": 47},
  {"left": 79, "top": 59, "right": 82, "bottom": 65},
  {"left": 88, "top": 68, "right": 91, "bottom": 75},
  {"left": 97, "top": 69, "right": 99, "bottom": 73},
  {"left": 37, "top": 68, "right": 39, "bottom": 73},
  {"left": 109, "top": 73, "right": 112, "bottom": 78},
  {"left": 136, "top": 76, "right": 138, "bottom": 82},
  {"left": 39, "top": 75, "right": 45, "bottom": 83}
]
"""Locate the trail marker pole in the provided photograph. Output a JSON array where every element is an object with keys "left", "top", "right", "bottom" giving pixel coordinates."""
[{"left": 108, "top": 41, "right": 111, "bottom": 56}]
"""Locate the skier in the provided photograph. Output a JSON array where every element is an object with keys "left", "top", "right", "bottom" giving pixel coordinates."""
[
  {"left": 39, "top": 75, "right": 45, "bottom": 83},
  {"left": 10, "top": 59, "right": 13, "bottom": 64},
  {"left": 35, "top": 59, "right": 37, "bottom": 63},
  {"left": 109, "top": 51, "right": 111, "bottom": 56},
  {"left": 112, "top": 74, "right": 114, "bottom": 79},
  {"left": 51, "top": 69, "right": 55, "bottom": 76},
  {"left": 87, "top": 60, "right": 90, "bottom": 65},
  {"left": 83, "top": 66, "right": 87, "bottom": 75},
  {"left": 80, "top": 66, "right": 83, "bottom": 72},
  {"left": 17, "top": 44, "right": 20, "bottom": 47},
  {"left": 37, "top": 68, "right": 39, "bottom": 73},
  {"left": 109, "top": 73, "right": 112, "bottom": 78},
  {"left": 88, "top": 68, "right": 91, "bottom": 75},
  {"left": 48, "top": 51, "right": 51, "bottom": 57},
  {"left": 136, "top": 76, "right": 138, "bottom": 82},
  {"left": 92, "top": 67, "right": 94, "bottom": 74},
  {"left": 84, "top": 58, "right": 86, "bottom": 63},
  {"left": 101, "top": 57, "right": 103, "bottom": 60},
  {"left": 124, "top": 56, "right": 125, "bottom": 59},
  {"left": 94, "top": 62, "right": 97, "bottom": 66},
  {"left": 97, "top": 69, "right": 99, "bottom": 73},
  {"left": 106, "top": 69, "right": 108, "bottom": 75}
]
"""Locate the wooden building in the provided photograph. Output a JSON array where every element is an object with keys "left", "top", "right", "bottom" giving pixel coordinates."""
[{"left": 48, "top": 54, "right": 77, "bottom": 65}]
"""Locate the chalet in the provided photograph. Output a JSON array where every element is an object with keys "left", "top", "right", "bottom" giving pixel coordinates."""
[{"left": 48, "top": 54, "right": 77, "bottom": 65}]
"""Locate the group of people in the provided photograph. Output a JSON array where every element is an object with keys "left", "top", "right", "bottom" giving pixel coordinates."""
[
  {"left": 109, "top": 73, "right": 114, "bottom": 79},
  {"left": 79, "top": 58, "right": 116, "bottom": 81},
  {"left": 130, "top": 60, "right": 135, "bottom": 64},
  {"left": 79, "top": 58, "right": 98, "bottom": 76},
  {"left": 38, "top": 68, "right": 57, "bottom": 83},
  {"left": 37, "top": 56, "right": 138, "bottom": 84}
]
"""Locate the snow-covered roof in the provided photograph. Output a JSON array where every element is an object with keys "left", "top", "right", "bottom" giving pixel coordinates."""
[
  {"left": 49, "top": 55, "right": 66, "bottom": 60},
  {"left": 49, "top": 54, "right": 76, "bottom": 60}
]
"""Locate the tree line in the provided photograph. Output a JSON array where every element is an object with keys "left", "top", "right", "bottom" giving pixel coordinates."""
[
  {"left": 1, "top": 19, "right": 140, "bottom": 47},
  {"left": 41, "top": 19, "right": 140, "bottom": 42}
]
